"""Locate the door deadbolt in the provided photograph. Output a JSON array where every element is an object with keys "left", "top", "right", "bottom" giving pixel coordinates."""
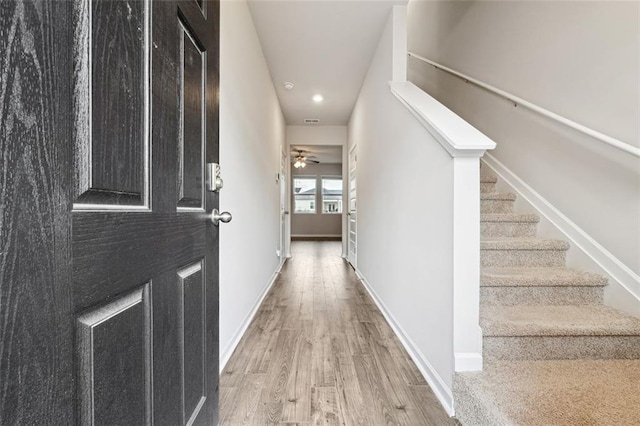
[{"left": 207, "top": 163, "right": 224, "bottom": 192}]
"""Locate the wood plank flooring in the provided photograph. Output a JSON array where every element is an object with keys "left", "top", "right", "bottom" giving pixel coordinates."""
[{"left": 220, "top": 241, "right": 455, "bottom": 425}]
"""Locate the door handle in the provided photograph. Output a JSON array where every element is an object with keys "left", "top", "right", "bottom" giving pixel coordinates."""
[
  {"left": 284, "top": 211, "right": 290, "bottom": 215},
  {"left": 211, "top": 209, "right": 232, "bottom": 225}
]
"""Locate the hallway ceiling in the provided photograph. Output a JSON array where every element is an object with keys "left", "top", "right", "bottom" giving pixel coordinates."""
[{"left": 248, "top": 0, "right": 407, "bottom": 126}]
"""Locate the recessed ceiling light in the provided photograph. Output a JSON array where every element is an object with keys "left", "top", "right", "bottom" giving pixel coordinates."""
[
  {"left": 284, "top": 82, "right": 294, "bottom": 90},
  {"left": 312, "top": 94, "right": 324, "bottom": 103}
]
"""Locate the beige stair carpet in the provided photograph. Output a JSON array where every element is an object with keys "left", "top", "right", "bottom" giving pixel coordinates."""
[
  {"left": 454, "top": 172, "right": 640, "bottom": 425},
  {"left": 481, "top": 267, "right": 607, "bottom": 287},
  {"left": 455, "top": 360, "right": 640, "bottom": 426},
  {"left": 481, "top": 305, "right": 640, "bottom": 337},
  {"left": 481, "top": 267, "right": 606, "bottom": 306}
]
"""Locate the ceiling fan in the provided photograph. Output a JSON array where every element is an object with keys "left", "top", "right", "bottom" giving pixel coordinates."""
[{"left": 291, "top": 149, "right": 319, "bottom": 168}]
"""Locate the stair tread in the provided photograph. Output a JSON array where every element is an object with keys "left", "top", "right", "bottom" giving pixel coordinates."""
[
  {"left": 481, "top": 213, "right": 539, "bottom": 223},
  {"left": 481, "top": 267, "right": 608, "bottom": 287},
  {"left": 480, "top": 192, "right": 516, "bottom": 201},
  {"left": 481, "top": 238, "right": 570, "bottom": 251},
  {"left": 480, "top": 175, "right": 497, "bottom": 183},
  {"left": 481, "top": 305, "right": 640, "bottom": 336},
  {"left": 456, "top": 359, "right": 640, "bottom": 426}
]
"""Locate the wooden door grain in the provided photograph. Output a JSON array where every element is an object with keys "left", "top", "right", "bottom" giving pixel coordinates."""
[
  {"left": 0, "top": 1, "right": 74, "bottom": 423},
  {"left": 1, "top": 0, "right": 220, "bottom": 424}
]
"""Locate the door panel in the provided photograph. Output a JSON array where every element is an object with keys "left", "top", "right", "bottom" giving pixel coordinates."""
[
  {"left": 73, "top": 0, "right": 151, "bottom": 208},
  {"left": 178, "top": 260, "right": 206, "bottom": 423},
  {"left": 77, "top": 286, "right": 152, "bottom": 425},
  {"left": 178, "top": 21, "right": 205, "bottom": 210},
  {"left": 150, "top": 271, "right": 182, "bottom": 425},
  {"left": 90, "top": 0, "right": 147, "bottom": 202}
]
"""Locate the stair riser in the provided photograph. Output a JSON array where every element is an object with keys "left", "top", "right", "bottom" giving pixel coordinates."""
[
  {"left": 481, "top": 182, "right": 496, "bottom": 193},
  {"left": 484, "top": 336, "right": 640, "bottom": 360},
  {"left": 481, "top": 222, "right": 537, "bottom": 238},
  {"left": 480, "top": 286, "right": 604, "bottom": 306},
  {"left": 481, "top": 250, "right": 566, "bottom": 267},
  {"left": 481, "top": 199, "right": 514, "bottom": 214}
]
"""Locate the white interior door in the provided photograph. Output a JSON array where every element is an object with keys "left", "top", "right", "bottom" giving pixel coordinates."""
[
  {"left": 280, "top": 148, "right": 289, "bottom": 261},
  {"left": 347, "top": 145, "right": 357, "bottom": 267}
]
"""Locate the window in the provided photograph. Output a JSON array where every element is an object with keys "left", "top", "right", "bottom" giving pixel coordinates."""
[
  {"left": 322, "top": 177, "right": 342, "bottom": 214},
  {"left": 293, "top": 177, "right": 316, "bottom": 213}
]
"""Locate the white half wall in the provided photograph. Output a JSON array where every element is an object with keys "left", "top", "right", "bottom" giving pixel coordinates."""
[
  {"left": 407, "top": 1, "right": 640, "bottom": 277},
  {"left": 348, "top": 7, "right": 456, "bottom": 413},
  {"left": 219, "top": 0, "right": 286, "bottom": 368}
]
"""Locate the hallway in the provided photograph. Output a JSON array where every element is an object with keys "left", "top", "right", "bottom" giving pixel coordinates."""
[{"left": 220, "top": 241, "right": 454, "bottom": 425}]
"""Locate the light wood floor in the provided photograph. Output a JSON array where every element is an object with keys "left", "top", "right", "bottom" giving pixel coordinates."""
[{"left": 220, "top": 241, "right": 455, "bottom": 425}]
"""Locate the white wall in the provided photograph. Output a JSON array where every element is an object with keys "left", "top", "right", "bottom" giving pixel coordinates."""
[
  {"left": 348, "top": 9, "right": 456, "bottom": 412},
  {"left": 407, "top": 1, "right": 640, "bottom": 279},
  {"left": 287, "top": 125, "right": 347, "bottom": 147},
  {"left": 287, "top": 126, "right": 348, "bottom": 255},
  {"left": 219, "top": 0, "right": 286, "bottom": 367},
  {"left": 291, "top": 163, "right": 343, "bottom": 237}
]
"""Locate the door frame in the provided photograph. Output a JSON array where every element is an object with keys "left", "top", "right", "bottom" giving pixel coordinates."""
[
  {"left": 280, "top": 146, "right": 291, "bottom": 259},
  {"left": 347, "top": 144, "right": 357, "bottom": 268},
  {"left": 341, "top": 142, "right": 349, "bottom": 258}
]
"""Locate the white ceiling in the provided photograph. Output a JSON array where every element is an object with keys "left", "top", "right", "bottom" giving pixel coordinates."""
[
  {"left": 248, "top": 0, "right": 406, "bottom": 126},
  {"left": 291, "top": 145, "right": 343, "bottom": 163}
]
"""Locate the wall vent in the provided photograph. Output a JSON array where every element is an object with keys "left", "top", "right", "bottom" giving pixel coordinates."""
[{"left": 304, "top": 118, "right": 320, "bottom": 124}]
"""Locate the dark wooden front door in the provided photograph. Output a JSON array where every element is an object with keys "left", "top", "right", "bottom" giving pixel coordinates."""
[{"left": 1, "top": 0, "right": 220, "bottom": 424}]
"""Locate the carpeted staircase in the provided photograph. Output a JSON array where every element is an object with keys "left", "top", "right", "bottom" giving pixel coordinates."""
[{"left": 454, "top": 172, "right": 640, "bottom": 425}]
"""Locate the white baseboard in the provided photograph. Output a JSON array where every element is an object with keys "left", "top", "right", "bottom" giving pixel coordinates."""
[
  {"left": 354, "top": 268, "right": 455, "bottom": 416},
  {"left": 219, "top": 261, "right": 284, "bottom": 372},
  {"left": 455, "top": 352, "right": 483, "bottom": 372},
  {"left": 483, "top": 153, "right": 640, "bottom": 316},
  {"left": 291, "top": 234, "right": 342, "bottom": 238}
]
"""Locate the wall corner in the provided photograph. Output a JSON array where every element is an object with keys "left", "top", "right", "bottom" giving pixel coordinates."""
[{"left": 392, "top": 5, "right": 407, "bottom": 82}]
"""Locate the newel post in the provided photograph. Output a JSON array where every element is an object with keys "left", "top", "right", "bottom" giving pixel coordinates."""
[{"left": 452, "top": 153, "right": 485, "bottom": 372}]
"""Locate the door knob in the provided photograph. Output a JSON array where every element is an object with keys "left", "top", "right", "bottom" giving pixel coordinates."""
[{"left": 211, "top": 209, "right": 232, "bottom": 225}]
